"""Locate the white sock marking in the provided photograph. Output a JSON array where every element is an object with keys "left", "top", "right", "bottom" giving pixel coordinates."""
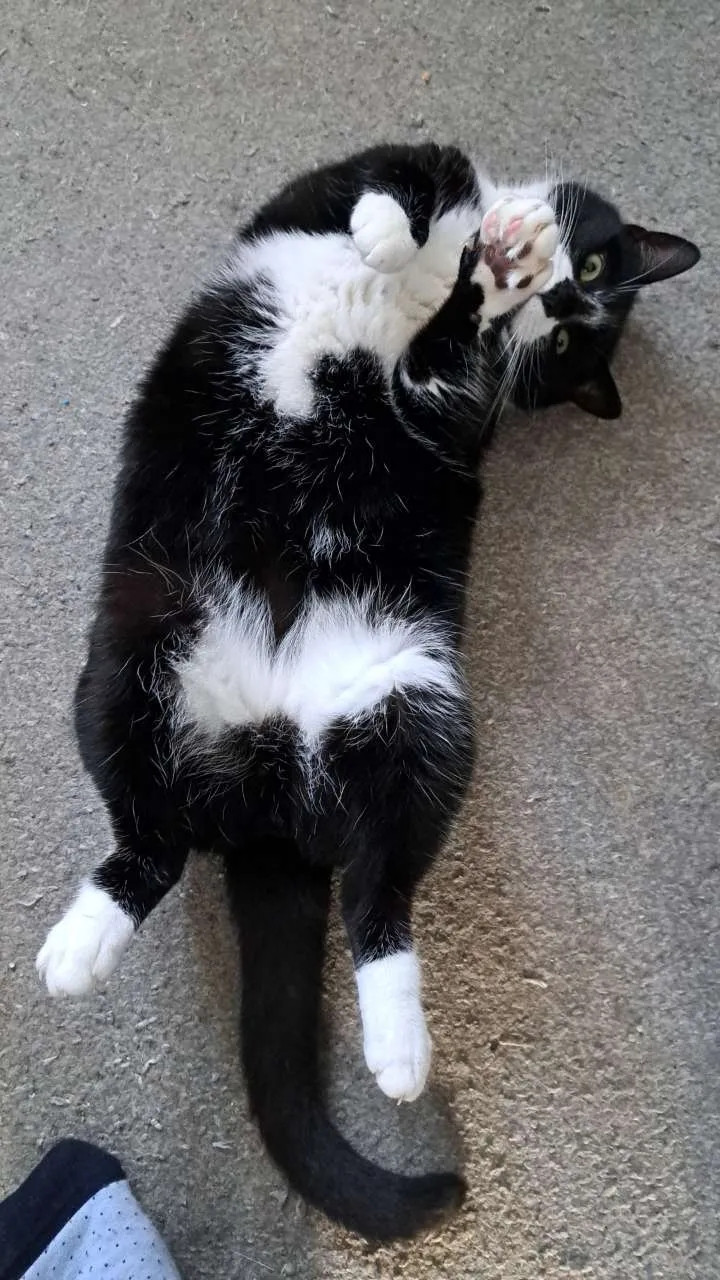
[
  {"left": 355, "top": 950, "right": 432, "bottom": 1102},
  {"left": 36, "top": 882, "right": 135, "bottom": 997}
]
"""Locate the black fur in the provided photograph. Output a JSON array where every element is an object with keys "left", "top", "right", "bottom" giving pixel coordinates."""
[
  {"left": 227, "top": 838, "right": 464, "bottom": 1238},
  {"left": 68, "top": 143, "right": 699, "bottom": 1239}
]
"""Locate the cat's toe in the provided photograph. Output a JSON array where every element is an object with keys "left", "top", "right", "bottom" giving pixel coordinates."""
[
  {"left": 458, "top": 231, "right": 484, "bottom": 280},
  {"left": 482, "top": 196, "right": 554, "bottom": 248},
  {"left": 364, "top": 1020, "right": 432, "bottom": 1103},
  {"left": 37, "top": 932, "right": 99, "bottom": 997},
  {"left": 530, "top": 220, "right": 560, "bottom": 262},
  {"left": 36, "top": 884, "right": 135, "bottom": 997},
  {"left": 374, "top": 1052, "right": 431, "bottom": 1103},
  {"left": 351, "top": 192, "right": 418, "bottom": 273}
]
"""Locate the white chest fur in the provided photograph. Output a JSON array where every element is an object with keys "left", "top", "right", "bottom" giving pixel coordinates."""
[{"left": 222, "top": 205, "right": 481, "bottom": 417}]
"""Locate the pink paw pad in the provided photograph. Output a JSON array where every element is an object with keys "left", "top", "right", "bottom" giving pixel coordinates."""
[
  {"left": 472, "top": 193, "right": 560, "bottom": 313},
  {"left": 503, "top": 215, "right": 524, "bottom": 241},
  {"left": 482, "top": 211, "right": 499, "bottom": 239}
]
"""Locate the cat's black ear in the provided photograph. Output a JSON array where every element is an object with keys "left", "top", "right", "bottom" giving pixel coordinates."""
[
  {"left": 623, "top": 225, "right": 700, "bottom": 285},
  {"left": 571, "top": 362, "right": 622, "bottom": 420}
]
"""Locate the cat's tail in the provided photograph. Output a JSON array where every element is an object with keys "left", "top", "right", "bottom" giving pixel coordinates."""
[{"left": 224, "top": 836, "right": 465, "bottom": 1241}]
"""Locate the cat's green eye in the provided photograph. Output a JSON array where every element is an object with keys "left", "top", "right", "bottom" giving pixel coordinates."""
[
  {"left": 556, "top": 327, "right": 570, "bottom": 355},
  {"left": 579, "top": 251, "right": 606, "bottom": 283}
]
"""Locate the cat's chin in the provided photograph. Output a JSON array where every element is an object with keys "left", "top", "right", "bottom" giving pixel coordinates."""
[{"left": 509, "top": 294, "right": 556, "bottom": 345}]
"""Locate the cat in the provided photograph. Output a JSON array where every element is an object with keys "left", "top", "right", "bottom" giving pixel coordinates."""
[{"left": 36, "top": 143, "right": 699, "bottom": 1240}]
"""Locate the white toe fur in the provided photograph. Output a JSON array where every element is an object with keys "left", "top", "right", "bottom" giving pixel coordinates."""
[
  {"left": 36, "top": 882, "right": 135, "bottom": 997},
  {"left": 350, "top": 192, "right": 418, "bottom": 273},
  {"left": 355, "top": 949, "right": 432, "bottom": 1102}
]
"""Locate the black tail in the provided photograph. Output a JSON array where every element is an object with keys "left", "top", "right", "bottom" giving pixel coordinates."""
[{"left": 224, "top": 837, "right": 465, "bottom": 1241}]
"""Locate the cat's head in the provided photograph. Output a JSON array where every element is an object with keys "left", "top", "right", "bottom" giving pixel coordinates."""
[{"left": 507, "top": 182, "right": 700, "bottom": 419}]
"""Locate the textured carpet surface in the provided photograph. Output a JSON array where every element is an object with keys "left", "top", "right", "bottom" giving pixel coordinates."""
[{"left": 2, "top": 2, "right": 718, "bottom": 1277}]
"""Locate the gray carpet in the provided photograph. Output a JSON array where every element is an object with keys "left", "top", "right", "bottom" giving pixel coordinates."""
[{"left": 2, "top": 2, "right": 718, "bottom": 1277}]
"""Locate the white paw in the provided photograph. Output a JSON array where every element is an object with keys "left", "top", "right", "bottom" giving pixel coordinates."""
[
  {"left": 479, "top": 195, "right": 559, "bottom": 296},
  {"left": 36, "top": 882, "right": 135, "bottom": 997},
  {"left": 364, "top": 1007, "right": 432, "bottom": 1102},
  {"left": 356, "top": 950, "right": 432, "bottom": 1102},
  {"left": 351, "top": 192, "right": 418, "bottom": 273}
]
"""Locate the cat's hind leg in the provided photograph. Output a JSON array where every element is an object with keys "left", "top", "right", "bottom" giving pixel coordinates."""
[
  {"left": 37, "top": 881, "right": 136, "bottom": 997},
  {"left": 326, "top": 679, "right": 474, "bottom": 1103},
  {"left": 340, "top": 835, "right": 436, "bottom": 1103},
  {"left": 37, "top": 655, "right": 190, "bottom": 997},
  {"left": 37, "top": 838, "right": 189, "bottom": 997}
]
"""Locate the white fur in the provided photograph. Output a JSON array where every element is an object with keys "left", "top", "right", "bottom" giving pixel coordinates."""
[
  {"left": 37, "top": 882, "right": 135, "bottom": 997},
  {"left": 507, "top": 241, "right": 575, "bottom": 345},
  {"left": 221, "top": 204, "right": 480, "bottom": 418},
  {"left": 355, "top": 949, "right": 432, "bottom": 1102},
  {"left": 508, "top": 294, "right": 556, "bottom": 344},
  {"left": 350, "top": 192, "right": 418, "bottom": 273},
  {"left": 309, "top": 520, "right": 355, "bottom": 563},
  {"left": 174, "top": 588, "right": 461, "bottom": 746},
  {"left": 175, "top": 590, "right": 276, "bottom": 735},
  {"left": 546, "top": 243, "right": 574, "bottom": 291},
  {"left": 399, "top": 367, "right": 454, "bottom": 400},
  {"left": 282, "top": 597, "right": 458, "bottom": 740},
  {"left": 218, "top": 173, "right": 575, "bottom": 417}
]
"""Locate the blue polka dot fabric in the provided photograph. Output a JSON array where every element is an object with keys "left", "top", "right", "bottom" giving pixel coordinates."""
[{"left": 22, "top": 1181, "right": 182, "bottom": 1280}]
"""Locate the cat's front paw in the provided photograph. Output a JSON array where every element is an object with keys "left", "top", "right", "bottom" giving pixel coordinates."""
[
  {"left": 36, "top": 883, "right": 135, "bottom": 997},
  {"left": 351, "top": 192, "right": 418, "bottom": 273},
  {"left": 479, "top": 196, "right": 558, "bottom": 295}
]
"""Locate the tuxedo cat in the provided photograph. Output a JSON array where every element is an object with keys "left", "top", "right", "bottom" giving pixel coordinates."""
[{"left": 37, "top": 144, "right": 699, "bottom": 1240}]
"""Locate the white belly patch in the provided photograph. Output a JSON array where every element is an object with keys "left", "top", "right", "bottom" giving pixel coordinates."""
[{"left": 173, "top": 589, "right": 461, "bottom": 745}]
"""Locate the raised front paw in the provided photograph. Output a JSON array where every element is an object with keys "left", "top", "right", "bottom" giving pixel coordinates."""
[
  {"left": 351, "top": 192, "right": 418, "bottom": 273},
  {"left": 36, "top": 883, "right": 135, "bottom": 997},
  {"left": 479, "top": 196, "right": 558, "bottom": 295}
]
